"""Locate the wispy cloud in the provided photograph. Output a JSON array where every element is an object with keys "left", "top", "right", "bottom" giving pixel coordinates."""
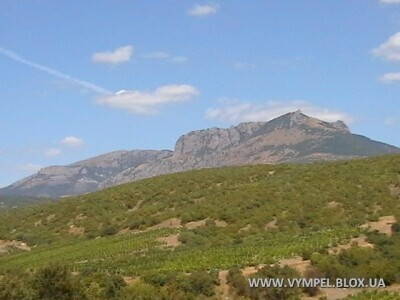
[
  {"left": 380, "top": 72, "right": 400, "bottom": 83},
  {"left": 188, "top": 4, "right": 219, "bottom": 16},
  {"left": 98, "top": 85, "right": 199, "bottom": 115},
  {"left": 205, "top": 100, "right": 353, "bottom": 124},
  {"left": 44, "top": 148, "right": 62, "bottom": 157},
  {"left": 372, "top": 33, "right": 400, "bottom": 61},
  {"left": 61, "top": 136, "right": 85, "bottom": 148},
  {"left": 170, "top": 56, "right": 188, "bottom": 63},
  {"left": 143, "top": 51, "right": 188, "bottom": 64},
  {"left": 380, "top": 0, "right": 400, "bottom": 4},
  {"left": 0, "top": 46, "right": 111, "bottom": 95},
  {"left": 92, "top": 45, "right": 134, "bottom": 65}
]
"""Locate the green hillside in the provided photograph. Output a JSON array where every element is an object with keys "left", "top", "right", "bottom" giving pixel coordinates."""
[
  {"left": 1, "top": 154, "right": 400, "bottom": 299},
  {"left": 0, "top": 195, "right": 52, "bottom": 210}
]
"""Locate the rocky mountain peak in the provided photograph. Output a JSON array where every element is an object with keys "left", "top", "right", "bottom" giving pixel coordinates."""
[
  {"left": 267, "top": 111, "right": 350, "bottom": 133},
  {"left": 0, "top": 112, "right": 397, "bottom": 198}
]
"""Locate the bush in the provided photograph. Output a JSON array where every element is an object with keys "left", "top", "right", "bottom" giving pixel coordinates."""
[
  {"left": 101, "top": 226, "right": 117, "bottom": 236},
  {"left": 119, "top": 282, "right": 161, "bottom": 300},
  {"left": 0, "top": 272, "right": 35, "bottom": 300},
  {"left": 32, "top": 264, "right": 86, "bottom": 300},
  {"left": 248, "top": 265, "right": 302, "bottom": 300}
]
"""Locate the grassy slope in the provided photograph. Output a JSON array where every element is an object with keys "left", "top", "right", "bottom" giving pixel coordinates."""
[
  {"left": 0, "top": 196, "right": 53, "bottom": 209},
  {"left": 0, "top": 154, "right": 399, "bottom": 275}
]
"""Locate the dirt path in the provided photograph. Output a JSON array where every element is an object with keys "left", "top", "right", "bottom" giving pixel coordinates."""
[{"left": 216, "top": 270, "right": 231, "bottom": 300}]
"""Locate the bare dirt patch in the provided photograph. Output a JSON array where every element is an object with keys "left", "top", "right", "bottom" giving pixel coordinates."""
[
  {"left": 123, "top": 276, "right": 140, "bottom": 286},
  {"left": 360, "top": 216, "right": 396, "bottom": 236},
  {"left": 46, "top": 214, "right": 56, "bottom": 221},
  {"left": 185, "top": 219, "right": 208, "bottom": 230},
  {"left": 265, "top": 218, "right": 278, "bottom": 230},
  {"left": 328, "top": 235, "right": 374, "bottom": 255},
  {"left": 68, "top": 224, "right": 85, "bottom": 236},
  {"left": 242, "top": 265, "right": 265, "bottom": 276},
  {"left": 118, "top": 218, "right": 183, "bottom": 235},
  {"left": 239, "top": 224, "right": 252, "bottom": 233},
  {"left": 128, "top": 200, "right": 144, "bottom": 212},
  {"left": 278, "top": 256, "right": 311, "bottom": 275},
  {"left": 149, "top": 218, "right": 182, "bottom": 230},
  {"left": 215, "top": 220, "right": 228, "bottom": 227},
  {"left": 0, "top": 240, "right": 31, "bottom": 254},
  {"left": 327, "top": 201, "right": 342, "bottom": 209},
  {"left": 216, "top": 270, "right": 231, "bottom": 300},
  {"left": 75, "top": 213, "right": 87, "bottom": 221},
  {"left": 157, "top": 234, "right": 181, "bottom": 248}
]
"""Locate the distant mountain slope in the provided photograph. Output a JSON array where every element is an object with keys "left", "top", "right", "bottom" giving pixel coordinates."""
[
  {"left": 1, "top": 111, "right": 399, "bottom": 198},
  {"left": 0, "top": 150, "right": 172, "bottom": 198}
]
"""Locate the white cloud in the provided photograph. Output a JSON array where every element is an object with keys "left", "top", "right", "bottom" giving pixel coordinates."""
[
  {"left": 19, "top": 163, "right": 42, "bottom": 173},
  {"left": 92, "top": 45, "right": 134, "bottom": 65},
  {"left": 372, "top": 33, "right": 400, "bottom": 61},
  {"left": 61, "top": 136, "right": 85, "bottom": 148},
  {"left": 44, "top": 148, "right": 62, "bottom": 157},
  {"left": 188, "top": 4, "right": 219, "bottom": 16},
  {"left": 380, "top": 0, "right": 400, "bottom": 3},
  {"left": 380, "top": 72, "right": 400, "bottom": 83},
  {"left": 205, "top": 100, "right": 353, "bottom": 124},
  {"left": 143, "top": 52, "right": 188, "bottom": 64},
  {"left": 97, "top": 84, "right": 199, "bottom": 115}
]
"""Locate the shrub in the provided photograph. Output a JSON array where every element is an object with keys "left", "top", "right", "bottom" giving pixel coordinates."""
[
  {"left": 101, "top": 226, "right": 117, "bottom": 236},
  {"left": 32, "top": 264, "right": 86, "bottom": 300}
]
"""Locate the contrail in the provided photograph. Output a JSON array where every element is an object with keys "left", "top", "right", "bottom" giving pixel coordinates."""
[{"left": 0, "top": 46, "right": 112, "bottom": 95}]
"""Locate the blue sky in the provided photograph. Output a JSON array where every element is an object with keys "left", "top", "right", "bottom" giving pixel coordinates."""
[{"left": 1, "top": 0, "right": 400, "bottom": 186}]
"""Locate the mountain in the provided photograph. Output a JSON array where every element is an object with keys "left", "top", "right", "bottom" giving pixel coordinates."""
[
  {"left": 0, "top": 150, "right": 172, "bottom": 198},
  {"left": 1, "top": 111, "right": 399, "bottom": 198}
]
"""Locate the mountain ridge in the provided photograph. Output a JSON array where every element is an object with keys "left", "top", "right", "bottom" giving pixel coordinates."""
[{"left": 1, "top": 111, "right": 399, "bottom": 198}]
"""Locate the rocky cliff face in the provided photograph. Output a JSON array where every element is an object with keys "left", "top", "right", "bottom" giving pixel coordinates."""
[{"left": 1, "top": 111, "right": 399, "bottom": 198}]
